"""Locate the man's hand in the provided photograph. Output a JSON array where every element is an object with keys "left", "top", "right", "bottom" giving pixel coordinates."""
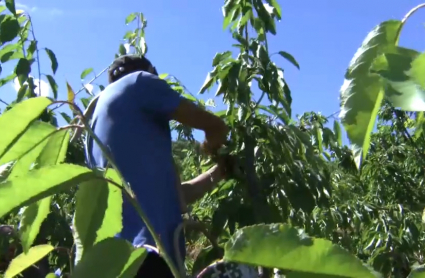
[
  {"left": 216, "top": 154, "right": 242, "bottom": 180},
  {"left": 202, "top": 125, "right": 229, "bottom": 156}
]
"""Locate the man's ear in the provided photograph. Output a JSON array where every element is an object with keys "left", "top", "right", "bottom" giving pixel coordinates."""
[{"left": 149, "top": 65, "right": 158, "bottom": 76}]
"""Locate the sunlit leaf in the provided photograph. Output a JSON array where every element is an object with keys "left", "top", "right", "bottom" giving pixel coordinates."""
[
  {"left": 339, "top": 20, "right": 401, "bottom": 169},
  {"left": 71, "top": 238, "right": 147, "bottom": 278},
  {"left": 0, "top": 164, "right": 96, "bottom": 218},
  {"left": 0, "top": 97, "right": 52, "bottom": 161},
  {"left": 4, "top": 244, "right": 54, "bottom": 278},
  {"left": 80, "top": 68, "right": 94, "bottom": 80},
  {"left": 370, "top": 47, "right": 424, "bottom": 111},
  {"left": 73, "top": 169, "right": 123, "bottom": 264},
  {"left": 224, "top": 224, "right": 376, "bottom": 277}
]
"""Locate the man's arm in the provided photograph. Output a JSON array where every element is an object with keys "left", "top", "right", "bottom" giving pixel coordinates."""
[{"left": 179, "top": 165, "right": 224, "bottom": 205}]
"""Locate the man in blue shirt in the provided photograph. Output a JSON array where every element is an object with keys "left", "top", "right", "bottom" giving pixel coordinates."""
[{"left": 85, "top": 54, "right": 229, "bottom": 277}]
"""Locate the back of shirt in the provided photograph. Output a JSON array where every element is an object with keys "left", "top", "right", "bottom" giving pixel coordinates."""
[{"left": 85, "top": 71, "right": 185, "bottom": 265}]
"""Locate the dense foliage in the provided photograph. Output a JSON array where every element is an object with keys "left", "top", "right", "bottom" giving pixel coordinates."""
[{"left": 0, "top": 0, "right": 425, "bottom": 277}]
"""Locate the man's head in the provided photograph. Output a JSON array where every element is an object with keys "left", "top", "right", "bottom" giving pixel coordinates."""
[{"left": 108, "top": 54, "right": 158, "bottom": 83}]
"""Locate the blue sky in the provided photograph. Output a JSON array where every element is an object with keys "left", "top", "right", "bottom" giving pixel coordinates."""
[{"left": 1, "top": 0, "right": 425, "bottom": 144}]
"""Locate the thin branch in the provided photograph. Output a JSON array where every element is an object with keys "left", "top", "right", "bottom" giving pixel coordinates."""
[
  {"left": 51, "top": 65, "right": 110, "bottom": 111},
  {"left": 0, "top": 99, "right": 9, "bottom": 106}
]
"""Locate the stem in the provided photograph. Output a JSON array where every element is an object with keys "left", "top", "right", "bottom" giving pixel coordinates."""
[
  {"left": 51, "top": 66, "right": 110, "bottom": 111},
  {"left": 51, "top": 101, "right": 182, "bottom": 277},
  {"left": 27, "top": 15, "right": 41, "bottom": 99},
  {"left": 0, "top": 99, "right": 9, "bottom": 106},
  {"left": 395, "top": 3, "right": 425, "bottom": 43}
]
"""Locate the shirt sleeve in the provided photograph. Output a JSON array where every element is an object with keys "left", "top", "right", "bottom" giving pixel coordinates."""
[{"left": 134, "top": 72, "right": 184, "bottom": 119}]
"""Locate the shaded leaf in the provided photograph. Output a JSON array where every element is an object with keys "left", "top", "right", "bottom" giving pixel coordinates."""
[
  {"left": 224, "top": 224, "right": 376, "bottom": 277},
  {"left": 44, "top": 48, "right": 58, "bottom": 74},
  {"left": 71, "top": 238, "right": 147, "bottom": 278},
  {"left": 4, "top": 244, "right": 54, "bottom": 278},
  {"left": 278, "top": 51, "right": 300, "bottom": 70},
  {"left": 0, "top": 15, "right": 20, "bottom": 43},
  {"left": 15, "top": 58, "right": 31, "bottom": 85},
  {"left": 45, "top": 75, "right": 58, "bottom": 99},
  {"left": 408, "top": 266, "right": 425, "bottom": 278},
  {"left": 5, "top": 0, "right": 16, "bottom": 16}
]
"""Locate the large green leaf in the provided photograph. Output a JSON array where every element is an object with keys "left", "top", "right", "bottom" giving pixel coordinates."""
[
  {"left": 370, "top": 48, "right": 425, "bottom": 111},
  {"left": 0, "top": 120, "right": 57, "bottom": 167},
  {"left": 0, "top": 97, "right": 52, "bottom": 161},
  {"left": 19, "top": 129, "right": 70, "bottom": 252},
  {"left": 0, "top": 164, "right": 96, "bottom": 218},
  {"left": 4, "top": 244, "right": 54, "bottom": 278},
  {"left": 9, "top": 121, "right": 55, "bottom": 176},
  {"left": 224, "top": 224, "right": 376, "bottom": 277},
  {"left": 71, "top": 238, "right": 147, "bottom": 278},
  {"left": 339, "top": 20, "right": 401, "bottom": 169},
  {"left": 73, "top": 168, "right": 123, "bottom": 264}
]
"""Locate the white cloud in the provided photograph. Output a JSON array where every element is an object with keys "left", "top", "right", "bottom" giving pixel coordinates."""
[
  {"left": 13, "top": 76, "right": 51, "bottom": 97},
  {"left": 10, "top": 2, "right": 63, "bottom": 16}
]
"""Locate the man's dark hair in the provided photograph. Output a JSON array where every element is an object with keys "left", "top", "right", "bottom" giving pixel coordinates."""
[{"left": 108, "top": 54, "right": 158, "bottom": 83}]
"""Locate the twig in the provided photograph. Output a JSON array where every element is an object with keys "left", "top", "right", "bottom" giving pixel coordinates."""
[{"left": 51, "top": 66, "right": 110, "bottom": 111}]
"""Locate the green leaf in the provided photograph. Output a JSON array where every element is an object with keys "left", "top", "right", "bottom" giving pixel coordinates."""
[
  {"left": 5, "top": 0, "right": 16, "bottom": 15},
  {"left": 265, "top": 0, "right": 281, "bottom": 19},
  {"left": 45, "top": 74, "right": 58, "bottom": 99},
  {"left": 224, "top": 224, "right": 376, "bottom": 277},
  {"left": 370, "top": 47, "right": 423, "bottom": 111},
  {"left": 411, "top": 52, "right": 425, "bottom": 89},
  {"left": 73, "top": 169, "right": 123, "bottom": 264},
  {"left": 0, "top": 164, "right": 96, "bottom": 219},
  {"left": 80, "top": 68, "right": 93, "bottom": 80},
  {"left": 15, "top": 58, "right": 31, "bottom": 85},
  {"left": 119, "top": 44, "right": 127, "bottom": 56},
  {"left": 339, "top": 20, "right": 401, "bottom": 169},
  {"left": 9, "top": 121, "right": 55, "bottom": 176},
  {"left": 19, "top": 198, "right": 51, "bottom": 253},
  {"left": 0, "top": 97, "right": 52, "bottom": 161},
  {"left": 0, "top": 121, "right": 54, "bottom": 166},
  {"left": 71, "top": 238, "right": 147, "bottom": 278},
  {"left": 199, "top": 70, "right": 217, "bottom": 94},
  {"left": 44, "top": 48, "right": 58, "bottom": 74},
  {"left": 333, "top": 121, "right": 342, "bottom": 146},
  {"left": 4, "top": 244, "right": 54, "bottom": 278},
  {"left": 19, "top": 129, "right": 69, "bottom": 253},
  {"left": 0, "top": 15, "right": 20, "bottom": 43},
  {"left": 278, "top": 51, "right": 300, "bottom": 70},
  {"left": 408, "top": 266, "right": 425, "bottom": 278},
  {"left": 125, "top": 13, "right": 137, "bottom": 24}
]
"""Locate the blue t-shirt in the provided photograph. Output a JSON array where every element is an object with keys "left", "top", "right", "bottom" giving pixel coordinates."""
[{"left": 84, "top": 71, "right": 185, "bottom": 266}]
